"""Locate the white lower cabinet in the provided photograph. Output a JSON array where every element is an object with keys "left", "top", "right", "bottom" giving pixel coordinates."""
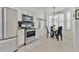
[{"left": 18, "top": 29, "right": 24, "bottom": 47}]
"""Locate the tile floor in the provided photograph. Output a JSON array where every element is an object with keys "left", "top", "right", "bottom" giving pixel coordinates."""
[{"left": 17, "top": 35, "right": 78, "bottom": 52}]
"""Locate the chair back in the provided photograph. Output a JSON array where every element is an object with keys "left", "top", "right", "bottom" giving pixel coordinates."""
[{"left": 58, "top": 26, "right": 62, "bottom": 33}]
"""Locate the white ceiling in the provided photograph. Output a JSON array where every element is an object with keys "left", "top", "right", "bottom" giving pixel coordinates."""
[
  {"left": 34, "top": 7, "right": 66, "bottom": 12},
  {"left": 19, "top": 7, "right": 67, "bottom": 13}
]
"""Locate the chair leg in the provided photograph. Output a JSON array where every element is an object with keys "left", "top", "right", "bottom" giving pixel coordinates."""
[
  {"left": 56, "top": 35, "right": 59, "bottom": 41},
  {"left": 60, "top": 34, "right": 62, "bottom": 41}
]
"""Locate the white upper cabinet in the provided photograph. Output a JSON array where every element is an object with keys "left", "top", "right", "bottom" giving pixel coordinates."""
[
  {"left": 17, "top": 9, "right": 22, "bottom": 21},
  {"left": 22, "top": 9, "right": 28, "bottom": 15},
  {"left": 22, "top": 9, "right": 33, "bottom": 16},
  {"left": 35, "top": 12, "right": 44, "bottom": 19}
]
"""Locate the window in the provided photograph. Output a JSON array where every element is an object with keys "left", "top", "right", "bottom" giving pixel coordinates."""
[
  {"left": 67, "top": 12, "right": 71, "bottom": 29},
  {"left": 54, "top": 15, "right": 58, "bottom": 30},
  {"left": 59, "top": 14, "right": 64, "bottom": 29},
  {"left": 59, "top": 21, "right": 64, "bottom": 27}
]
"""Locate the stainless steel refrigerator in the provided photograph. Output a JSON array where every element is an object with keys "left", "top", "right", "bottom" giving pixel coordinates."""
[{"left": 0, "top": 7, "right": 18, "bottom": 52}]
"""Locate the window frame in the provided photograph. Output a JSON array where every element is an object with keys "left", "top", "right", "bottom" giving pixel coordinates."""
[{"left": 66, "top": 12, "right": 71, "bottom": 30}]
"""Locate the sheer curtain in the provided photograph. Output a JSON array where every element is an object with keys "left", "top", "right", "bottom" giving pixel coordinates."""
[
  {"left": 54, "top": 15, "right": 58, "bottom": 30},
  {"left": 66, "top": 12, "right": 71, "bottom": 30},
  {"left": 59, "top": 13, "right": 64, "bottom": 29}
]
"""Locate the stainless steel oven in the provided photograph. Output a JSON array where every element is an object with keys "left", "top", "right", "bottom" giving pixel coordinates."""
[
  {"left": 27, "top": 30, "right": 35, "bottom": 38},
  {"left": 24, "top": 28, "right": 36, "bottom": 45}
]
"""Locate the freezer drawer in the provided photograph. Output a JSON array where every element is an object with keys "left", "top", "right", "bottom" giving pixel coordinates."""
[
  {"left": 0, "top": 38, "right": 18, "bottom": 52},
  {"left": 3, "top": 8, "right": 18, "bottom": 38}
]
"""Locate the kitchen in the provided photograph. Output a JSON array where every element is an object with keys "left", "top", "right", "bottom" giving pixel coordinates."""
[
  {"left": 0, "top": 7, "right": 79, "bottom": 52},
  {"left": 0, "top": 7, "right": 45, "bottom": 52}
]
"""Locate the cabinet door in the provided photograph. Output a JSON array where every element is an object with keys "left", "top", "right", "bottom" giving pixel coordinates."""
[
  {"left": 0, "top": 8, "right": 3, "bottom": 39},
  {"left": 18, "top": 30, "right": 24, "bottom": 46},
  {"left": 18, "top": 9, "right": 22, "bottom": 21}
]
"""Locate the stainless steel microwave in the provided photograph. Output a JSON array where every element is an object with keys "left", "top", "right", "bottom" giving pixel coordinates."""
[{"left": 22, "top": 14, "right": 33, "bottom": 22}]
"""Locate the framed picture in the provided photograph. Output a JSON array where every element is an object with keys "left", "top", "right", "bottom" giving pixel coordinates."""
[{"left": 75, "top": 9, "right": 79, "bottom": 20}]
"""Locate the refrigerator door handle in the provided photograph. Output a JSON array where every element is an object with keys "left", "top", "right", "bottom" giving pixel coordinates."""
[
  {"left": 3, "top": 8, "right": 7, "bottom": 38},
  {"left": 0, "top": 8, "right": 3, "bottom": 39}
]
